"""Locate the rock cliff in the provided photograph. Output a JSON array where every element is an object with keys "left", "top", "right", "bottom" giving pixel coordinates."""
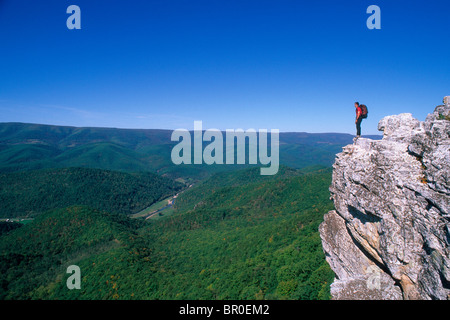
[{"left": 320, "top": 96, "right": 450, "bottom": 300}]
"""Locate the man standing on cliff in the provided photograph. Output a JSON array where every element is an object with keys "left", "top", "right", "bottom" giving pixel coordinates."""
[{"left": 354, "top": 102, "right": 363, "bottom": 139}]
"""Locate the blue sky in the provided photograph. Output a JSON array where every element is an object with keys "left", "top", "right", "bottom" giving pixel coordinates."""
[{"left": 0, "top": 0, "right": 449, "bottom": 134}]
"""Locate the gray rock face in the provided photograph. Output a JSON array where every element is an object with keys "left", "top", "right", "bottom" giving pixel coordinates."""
[{"left": 320, "top": 98, "right": 450, "bottom": 300}]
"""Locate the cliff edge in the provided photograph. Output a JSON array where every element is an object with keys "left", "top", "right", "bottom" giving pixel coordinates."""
[{"left": 320, "top": 96, "right": 450, "bottom": 300}]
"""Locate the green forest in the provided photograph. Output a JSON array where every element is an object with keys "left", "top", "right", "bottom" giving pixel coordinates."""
[
  {"left": 0, "top": 167, "right": 334, "bottom": 300},
  {"left": 0, "top": 167, "right": 183, "bottom": 218},
  {"left": 0, "top": 122, "right": 347, "bottom": 300}
]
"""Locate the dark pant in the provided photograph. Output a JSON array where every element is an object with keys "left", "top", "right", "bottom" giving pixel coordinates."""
[{"left": 356, "top": 118, "right": 362, "bottom": 136}]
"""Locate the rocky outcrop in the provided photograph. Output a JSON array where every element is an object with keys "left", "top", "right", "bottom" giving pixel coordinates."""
[{"left": 320, "top": 97, "right": 450, "bottom": 300}]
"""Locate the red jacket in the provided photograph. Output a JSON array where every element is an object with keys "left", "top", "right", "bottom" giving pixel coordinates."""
[{"left": 356, "top": 106, "right": 362, "bottom": 119}]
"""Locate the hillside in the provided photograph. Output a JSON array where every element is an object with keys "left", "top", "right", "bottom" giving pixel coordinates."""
[
  {"left": 0, "top": 122, "right": 381, "bottom": 180},
  {"left": 140, "top": 169, "right": 334, "bottom": 299},
  {"left": 0, "top": 167, "right": 183, "bottom": 218},
  {"left": 174, "top": 165, "right": 303, "bottom": 212},
  {"left": 0, "top": 167, "right": 334, "bottom": 300},
  {"left": 0, "top": 206, "right": 142, "bottom": 299}
]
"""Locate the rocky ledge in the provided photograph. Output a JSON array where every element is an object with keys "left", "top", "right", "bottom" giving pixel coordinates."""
[{"left": 320, "top": 96, "right": 450, "bottom": 300}]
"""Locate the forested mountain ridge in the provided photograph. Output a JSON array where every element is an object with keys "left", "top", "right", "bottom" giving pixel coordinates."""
[
  {"left": 0, "top": 167, "right": 183, "bottom": 218},
  {"left": 0, "top": 122, "right": 381, "bottom": 180}
]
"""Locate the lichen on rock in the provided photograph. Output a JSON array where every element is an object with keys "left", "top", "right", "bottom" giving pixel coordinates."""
[{"left": 320, "top": 96, "right": 450, "bottom": 300}]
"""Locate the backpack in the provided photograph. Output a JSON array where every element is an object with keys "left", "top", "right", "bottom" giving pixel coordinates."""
[{"left": 360, "top": 104, "right": 368, "bottom": 119}]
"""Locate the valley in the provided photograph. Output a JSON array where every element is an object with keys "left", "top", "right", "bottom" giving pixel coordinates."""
[
  {"left": 0, "top": 122, "right": 361, "bottom": 300},
  {"left": 0, "top": 166, "right": 334, "bottom": 300}
]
